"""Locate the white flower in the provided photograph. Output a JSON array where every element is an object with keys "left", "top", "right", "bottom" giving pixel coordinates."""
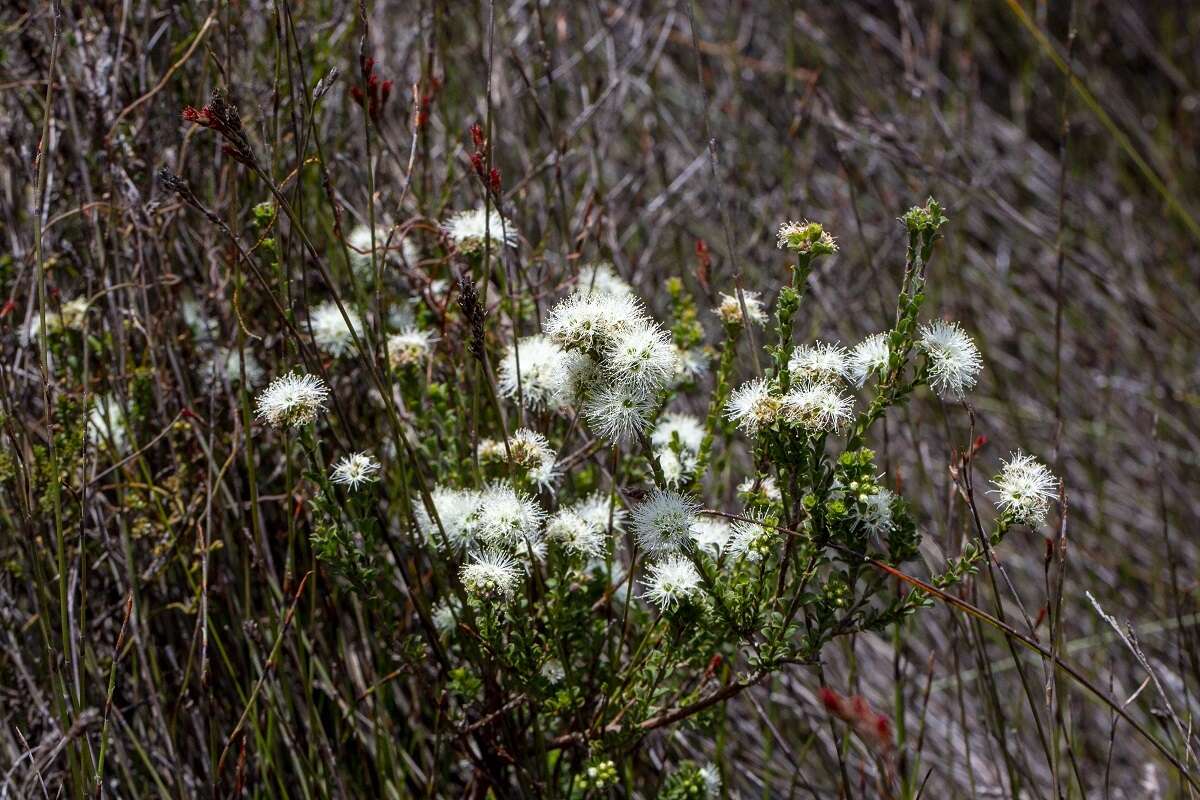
[
  {"left": 777, "top": 220, "right": 838, "bottom": 253},
  {"left": 442, "top": 206, "right": 516, "bottom": 254},
  {"left": 689, "top": 518, "right": 731, "bottom": 556},
  {"left": 604, "top": 323, "right": 678, "bottom": 393},
  {"left": 561, "top": 352, "right": 600, "bottom": 402},
  {"left": 848, "top": 333, "right": 890, "bottom": 386},
  {"left": 387, "top": 328, "right": 437, "bottom": 369},
  {"left": 415, "top": 486, "right": 481, "bottom": 548},
  {"left": 583, "top": 382, "right": 655, "bottom": 444},
  {"left": 330, "top": 451, "right": 381, "bottom": 491},
  {"left": 309, "top": 301, "right": 361, "bottom": 358},
  {"left": 432, "top": 599, "right": 459, "bottom": 633},
  {"left": 540, "top": 659, "right": 566, "bottom": 684},
  {"left": 852, "top": 488, "right": 895, "bottom": 535},
  {"left": 918, "top": 320, "right": 983, "bottom": 399},
  {"left": 27, "top": 297, "right": 88, "bottom": 342},
  {"left": 714, "top": 290, "right": 768, "bottom": 326},
  {"left": 781, "top": 380, "right": 853, "bottom": 433},
  {"left": 789, "top": 341, "right": 851, "bottom": 383},
  {"left": 578, "top": 262, "right": 633, "bottom": 297},
  {"left": 202, "top": 346, "right": 264, "bottom": 387},
  {"left": 674, "top": 346, "right": 709, "bottom": 383},
  {"left": 989, "top": 451, "right": 1058, "bottom": 527},
  {"left": 575, "top": 492, "right": 627, "bottom": 533},
  {"left": 506, "top": 428, "right": 560, "bottom": 490},
  {"left": 460, "top": 548, "right": 522, "bottom": 601},
  {"left": 738, "top": 475, "right": 782, "bottom": 503},
  {"left": 472, "top": 483, "right": 545, "bottom": 549},
  {"left": 651, "top": 412, "right": 705, "bottom": 454},
  {"left": 726, "top": 378, "right": 782, "bottom": 436},
  {"left": 544, "top": 292, "right": 648, "bottom": 352},
  {"left": 632, "top": 489, "right": 700, "bottom": 553},
  {"left": 728, "top": 513, "right": 776, "bottom": 562},
  {"left": 656, "top": 448, "right": 698, "bottom": 488},
  {"left": 642, "top": 555, "right": 703, "bottom": 611},
  {"left": 698, "top": 763, "right": 721, "bottom": 798},
  {"left": 88, "top": 395, "right": 128, "bottom": 453},
  {"left": 545, "top": 508, "right": 607, "bottom": 557},
  {"left": 498, "top": 335, "right": 569, "bottom": 411},
  {"left": 254, "top": 372, "right": 330, "bottom": 428}
]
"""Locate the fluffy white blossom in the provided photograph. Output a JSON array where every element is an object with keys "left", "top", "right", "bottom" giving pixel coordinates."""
[
  {"left": 848, "top": 333, "right": 891, "bottom": 386},
  {"left": 254, "top": 372, "right": 329, "bottom": 428},
  {"left": 632, "top": 489, "right": 700, "bottom": 553},
  {"left": 656, "top": 447, "right": 698, "bottom": 488},
  {"left": 578, "top": 262, "right": 633, "bottom": 298},
  {"left": 416, "top": 486, "right": 482, "bottom": 548},
  {"left": 544, "top": 292, "right": 647, "bottom": 353},
  {"left": 330, "top": 451, "right": 380, "bottom": 491},
  {"left": 642, "top": 555, "right": 703, "bottom": 612},
  {"left": 583, "top": 382, "right": 655, "bottom": 444},
  {"left": 442, "top": 206, "right": 516, "bottom": 254},
  {"left": 781, "top": 380, "right": 853, "bottom": 433},
  {"left": 387, "top": 328, "right": 437, "bottom": 369},
  {"left": 789, "top": 341, "right": 851, "bottom": 383},
  {"left": 202, "top": 346, "right": 263, "bottom": 387},
  {"left": 309, "top": 301, "right": 361, "bottom": 358},
  {"left": 777, "top": 220, "right": 838, "bottom": 254},
  {"left": 575, "top": 492, "right": 627, "bottom": 533},
  {"left": 726, "top": 378, "right": 782, "bottom": 436},
  {"left": 714, "top": 290, "right": 768, "bottom": 326},
  {"left": 88, "top": 395, "right": 128, "bottom": 453},
  {"left": 432, "top": 600, "right": 459, "bottom": 634},
  {"left": 674, "top": 347, "right": 709, "bottom": 383},
  {"left": 498, "top": 335, "right": 570, "bottom": 411},
  {"left": 545, "top": 508, "right": 607, "bottom": 557},
  {"left": 652, "top": 412, "right": 705, "bottom": 454},
  {"left": 728, "top": 513, "right": 776, "bottom": 562},
  {"left": 852, "top": 488, "right": 895, "bottom": 535},
  {"left": 506, "top": 428, "right": 560, "bottom": 490},
  {"left": 918, "top": 320, "right": 983, "bottom": 399},
  {"left": 989, "top": 452, "right": 1058, "bottom": 527},
  {"left": 689, "top": 518, "right": 731, "bottom": 556},
  {"left": 460, "top": 548, "right": 522, "bottom": 602},
  {"left": 472, "top": 483, "right": 546, "bottom": 549},
  {"left": 604, "top": 324, "right": 679, "bottom": 393},
  {"left": 738, "top": 475, "right": 782, "bottom": 503}
]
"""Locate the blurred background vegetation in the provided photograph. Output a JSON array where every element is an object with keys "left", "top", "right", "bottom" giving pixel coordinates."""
[{"left": 2, "top": 0, "right": 1199, "bottom": 796}]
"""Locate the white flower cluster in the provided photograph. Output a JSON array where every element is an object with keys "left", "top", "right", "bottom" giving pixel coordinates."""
[
  {"left": 642, "top": 555, "right": 703, "bottom": 612},
  {"left": 441, "top": 206, "right": 517, "bottom": 254},
  {"left": 726, "top": 319, "right": 983, "bottom": 437},
  {"left": 330, "top": 451, "right": 381, "bottom": 491},
  {"left": 309, "top": 301, "right": 362, "bottom": 358},
  {"left": 415, "top": 480, "right": 558, "bottom": 604},
  {"left": 387, "top": 328, "right": 437, "bottom": 369},
  {"left": 254, "top": 372, "right": 330, "bottom": 428},
  {"left": 917, "top": 320, "right": 983, "bottom": 398},
  {"left": 544, "top": 275, "right": 679, "bottom": 444},
  {"left": 726, "top": 369, "right": 852, "bottom": 438},
  {"left": 989, "top": 451, "right": 1059, "bottom": 527},
  {"left": 632, "top": 489, "right": 700, "bottom": 554},
  {"left": 498, "top": 335, "right": 570, "bottom": 411},
  {"left": 544, "top": 490, "right": 626, "bottom": 560},
  {"left": 651, "top": 412, "right": 704, "bottom": 487},
  {"left": 713, "top": 290, "right": 768, "bottom": 327}
]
